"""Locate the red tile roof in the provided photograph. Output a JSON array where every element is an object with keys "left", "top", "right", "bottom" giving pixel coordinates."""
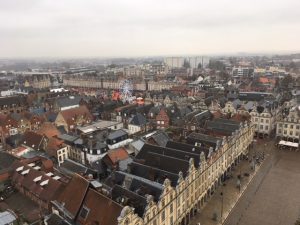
[
  {"left": 11, "top": 160, "right": 63, "bottom": 206},
  {"left": 107, "top": 148, "right": 129, "bottom": 165},
  {"left": 60, "top": 105, "right": 93, "bottom": 125},
  {"left": 22, "top": 131, "right": 46, "bottom": 150},
  {"left": 46, "top": 137, "right": 65, "bottom": 157},
  {"left": 76, "top": 188, "right": 122, "bottom": 225},
  {"left": 37, "top": 122, "right": 60, "bottom": 138},
  {"left": 56, "top": 174, "right": 90, "bottom": 219}
]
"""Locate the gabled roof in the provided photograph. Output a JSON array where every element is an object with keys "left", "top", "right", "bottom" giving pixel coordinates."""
[
  {"left": 22, "top": 131, "right": 46, "bottom": 151},
  {"left": 60, "top": 105, "right": 92, "bottom": 124},
  {"left": 76, "top": 188, "right": 123, "bottom": 225},
  {"left": 0, "top": 96, "right": 26, "bottom": 107},
  {"left": 46, "top": 137, "right": 65, "bottom": 157},
  {"left": 56, "top": 96, "right": 83, "bottom": 108},
  {"left": 0, "top": 151, "right": 18, "bottom": 171},
  {"left": 37, "top": 122, "right": 61, "bottom": 138},
  {"left": 129, "top": 113, "right": 147, "bottom": 126},
  {"left": 56, "top": 174, "right": 90, "bottom": 220},
  {"left": 107, "top": 129, "right": 127, "bottom": 140},
  {"left": 106, "top": 148, "right": 129, "bottom": 165},
  {"left": 147, "top": 131, "right": 170, "bottom": 147},
  {"left": 11, "top": 160, "right": 63, "bottom": 204}
]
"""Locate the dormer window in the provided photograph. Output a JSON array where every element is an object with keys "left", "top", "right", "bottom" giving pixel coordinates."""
[{"left": 79, "top": 205, "right": 90, "bottom": 220}]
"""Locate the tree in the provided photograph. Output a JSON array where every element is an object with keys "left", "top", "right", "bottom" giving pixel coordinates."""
[
  {"left": 208, "top": 60, "right": 226, "bottom": 71},
  {"left": 183, "top": 59, "right": 190, "bottom": 68},
  {"left": 280, "top": 74, "right": 293, "bottom": 89}
]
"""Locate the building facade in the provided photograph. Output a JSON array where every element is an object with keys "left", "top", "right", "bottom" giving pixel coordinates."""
[{"left": 117, "top": 120, "right": 254, "bottom": 225}]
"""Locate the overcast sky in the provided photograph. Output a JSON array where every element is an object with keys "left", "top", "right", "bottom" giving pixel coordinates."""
[{"left": 0, "top": 0, "right": 299, "bottom": 58}]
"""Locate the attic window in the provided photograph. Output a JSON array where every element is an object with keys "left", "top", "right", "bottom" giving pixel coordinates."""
[
  {"left": 79, "top": 205, "right": 90, "bottom": 220},
  {"left": 46, "top": 172, "right": 54, "bottom": 177}
]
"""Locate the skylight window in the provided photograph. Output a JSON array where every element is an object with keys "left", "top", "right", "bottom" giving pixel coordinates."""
[
  {"left": 40, "top": 179, "right": 49, "bottom": 186},
  {"left": 33, "top": 176, "right": 42, "bottom": 182},
  {"left": 21, "top": 169, "right": 30, "bottom": 175},
  {"left": 16, "top": 166, "right": 24, "bottom": 172}
]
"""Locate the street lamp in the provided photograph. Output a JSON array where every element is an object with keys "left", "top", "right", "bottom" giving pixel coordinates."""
[{"left": 220, "top": 191, "right": 224, "bottom": 222}]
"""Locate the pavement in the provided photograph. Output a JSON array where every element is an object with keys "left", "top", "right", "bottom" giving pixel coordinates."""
[
  {"left": 190, "top": 138, "right": 271, "bottom": 225},
  {"left": 224, "top": 140, "right": 300, "bottom": 225}
]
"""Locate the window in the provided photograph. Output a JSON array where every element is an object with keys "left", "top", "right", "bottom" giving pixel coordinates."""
[
  {"left": 79, "top": 205, "right": 90, "bottom": 220},
  {"left": 290, "top": 131, "right": 293, "bottom": 136},
  {"left": 290, "top": 125, "right": 294, "bottom": 129},
  {"left": 161, "top": 121, "right": 164, "bottom": 125},
  {"left": 265, "top": 126, "right": 269, "bottom": 131},
  {"left": 157, "top": 121, "right": 161, "bottom": 124},
  {"left": 261, "top": 119, "right": 264, "bottom": 123},
  {"left": 284, "top": 130, "right": 287, "bottom": 135},
  {"left": 161, "top": 210, "right": 165, "bottom": 221},
  {"left": 170, "top": 216, "right": 173, "bottom": 225},
  {"left": 284, "top": 124, "right": 288, "bottom": 128},
  {"left": 278, "top": 129, "right": 282, "bottom": 134},
  {"left": 255, "top": 118, "right": 258, "bottom": 122},
  {"left": 266, "top": 119, "right": 269, "bottom": 123},
  {"left": 297, "top": 125, "right": 300, "bottom": 130},
  {"left": 279, "top": 123, "right": 283, "bottom": 127},
  {"left": 170, "top": 203, "right": 173, "bottom": 213},
  {"left": 260, "top": 125, "right": 263, "bottom": 130}
]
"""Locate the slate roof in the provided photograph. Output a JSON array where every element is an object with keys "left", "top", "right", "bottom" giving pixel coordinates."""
[
  {"left": 128, "top": 161, "right": 179, "bottom": 187},
  {"left": 130, "top": 139, "right": 145, "bottom": 152},
  {"left": 0, "top": 211, "right": 17, "bottom": 224},
  {"left": 114, "top": 171, "right": 163, "bottom": 202},
  {"left": 166, "top": 141, "right": 209, "bottom": 159},
  {"left": 56, "top": 96, "right": 83, "bottom": 108},
  {"left": 136, "top": 144, "right": 191, "bottom": 177},
  {"left": 147, "top": 131, "right": 170, "bottom": 147},
  {"left": 57, "top": 134, "right": 79, "bottom": 144},
  {"left": 107, "top": 129, "right": 127, "bottom": 140},
  {"left": 111, "top": 185, "right": 147, "bottom": 217},
  {"left": 0, "top": 96, "right": 26, "bottom": 107},
  {"left": 129, "top": 113, "right": 147, "bottom": 126},
  {"left": 59, "top": 159, "right": 88, "bottom": 176},
  {"left": 0, "top": 152, "right": 18, "bottom": 171},
  {"left": 187, "top": 132, "right": 222, "bottom": 148}
]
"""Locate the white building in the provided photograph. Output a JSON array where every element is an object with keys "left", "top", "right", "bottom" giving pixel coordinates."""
[
  {"left": 276, "top": 106, "right": 300, "bottom": 143},
  {"left": 250, "top": 107, "right": 275, "bottom": 138}
]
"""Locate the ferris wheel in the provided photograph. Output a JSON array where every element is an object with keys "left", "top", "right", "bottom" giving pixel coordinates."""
[{"left": 119, "top": 79, "right": 133, "bottom": 103}]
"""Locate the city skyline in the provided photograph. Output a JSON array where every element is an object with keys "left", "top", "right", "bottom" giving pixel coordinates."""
[{"left": 0, "top": 0, "right": 300, "bottom": 58}]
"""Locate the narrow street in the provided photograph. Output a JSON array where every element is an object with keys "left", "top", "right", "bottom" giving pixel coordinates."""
[{"left": 190, "top": 139, "right": 274, "bottom": 225}]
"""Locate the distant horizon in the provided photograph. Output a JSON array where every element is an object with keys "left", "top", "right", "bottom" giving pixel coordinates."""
[
  {"left": 1, "top": 50, "right": 300, "bottom": 61},
  {"left": 1, "top": 0, "right": 299, "bottom": 58}
]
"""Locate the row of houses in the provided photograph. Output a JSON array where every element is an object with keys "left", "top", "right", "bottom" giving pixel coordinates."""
[{"left": 49, "top": 115, "right": 254, "bottom": 225}]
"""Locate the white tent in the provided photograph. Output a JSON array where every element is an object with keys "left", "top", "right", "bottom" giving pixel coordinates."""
[{"left": 278, "top": 140, "right": 299, "bottom": 148}]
